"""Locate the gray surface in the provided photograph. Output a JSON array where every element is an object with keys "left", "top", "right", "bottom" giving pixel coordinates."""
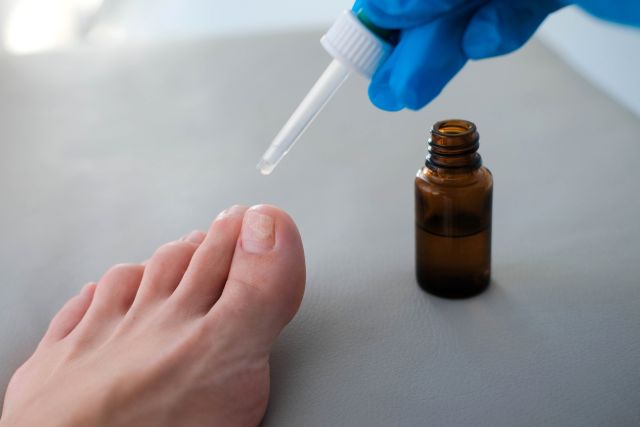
[{"left": 0, "top": 32, "right": 639, "bottom": 426}]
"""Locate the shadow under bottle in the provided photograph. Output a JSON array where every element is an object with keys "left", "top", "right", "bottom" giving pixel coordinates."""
[{"left": 415, "top": 119, "right": 493, "bottom": 299}]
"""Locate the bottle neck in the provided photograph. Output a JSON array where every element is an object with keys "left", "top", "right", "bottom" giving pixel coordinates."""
[{"left": 425, "top": 120, "right": 482, "bottom": 172}]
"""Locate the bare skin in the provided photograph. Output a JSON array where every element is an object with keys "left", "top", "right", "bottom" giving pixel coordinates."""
[{"left": 0, "top": 205, "right": 305, "bottom": 427}]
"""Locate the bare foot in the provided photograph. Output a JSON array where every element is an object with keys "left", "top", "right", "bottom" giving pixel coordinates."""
[{"left": 1, "top": 205, "right": 305, "bottom": 427}]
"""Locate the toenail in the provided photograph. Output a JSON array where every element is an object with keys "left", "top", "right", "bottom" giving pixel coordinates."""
[
  {"left": 241, "top": 209, "right": 275, "bottom": 253},
  {"left": 81, "top": 283, "right": 96, "bottom": 294},
  {"left": 217, "top": 205, "right": 247, "bottom": 220},
  {"left": 186, "top": 230, "right": 206, "bottom": 244}
]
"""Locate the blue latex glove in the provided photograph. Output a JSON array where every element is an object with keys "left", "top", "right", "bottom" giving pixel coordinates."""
[{"left": 355, "top": 0, "right": 640, "bottom": 111}]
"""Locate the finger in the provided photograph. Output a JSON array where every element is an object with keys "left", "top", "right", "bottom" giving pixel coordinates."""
[
  {"left": 361, "top": 0, "right": 486, "bottom": 29},
  {"left": 369, "top": 11, "right": 470, "bottom": 111},
  {"left": 463, "top": 0, "right": 564, "bottom": 59},
  {"left": 574, "top": 0, "right": 640, "bottom": 27}
]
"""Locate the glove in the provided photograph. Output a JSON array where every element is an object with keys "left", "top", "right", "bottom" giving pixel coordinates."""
[
  {"left": 357, "top": 0, "right": 565, "bottom": 111},
  {"left": 357, "top": 0, "right": 640, "bottom": 111},
  {"left": 574, "top": 0, "right": 640, "bottom": 27}
]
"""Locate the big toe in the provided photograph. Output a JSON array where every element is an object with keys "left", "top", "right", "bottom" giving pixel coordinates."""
[{"left": 209, "top": 205, "right": 306, "bottom": 348}]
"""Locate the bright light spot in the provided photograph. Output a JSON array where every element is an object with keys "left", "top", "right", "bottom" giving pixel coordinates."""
[
  {"left": 3, "top": 0, "right": 106, "bottom": 55},
  {"left": 75, "top": 0, "right": 104, "bottom": 15},
  {"left": 4, "top": 0, "right": 76, "bottom": 54}
]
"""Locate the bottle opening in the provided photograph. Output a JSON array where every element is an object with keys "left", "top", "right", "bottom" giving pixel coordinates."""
[
  {"left": 426, "top": 119, "right": 481, "bottom": 169},
  {"left": 433, "top": 119, "right": 476, "bottom": 137}
]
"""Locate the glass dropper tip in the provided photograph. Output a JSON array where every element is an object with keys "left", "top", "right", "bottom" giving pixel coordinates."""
[
  {"left": 255, "top": 10, "right": 393, "bottom": 176},
  {"left": 256, "top": 142, "right": 286, "bottom": 175},
  {"left": 256, "top": 59, "right": 351, "bottom": 176},
  {"left": 256, "top": 158, "right": 276, "bottom": 176}
]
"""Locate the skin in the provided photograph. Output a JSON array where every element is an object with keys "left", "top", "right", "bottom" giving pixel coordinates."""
[{"left": 0, "top": 204, "right": 306, "bottom": 427}]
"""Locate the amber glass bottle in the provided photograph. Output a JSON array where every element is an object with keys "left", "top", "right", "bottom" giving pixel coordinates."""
[{"left": 415, "top": 119, "right": 493, "bottom": 298}]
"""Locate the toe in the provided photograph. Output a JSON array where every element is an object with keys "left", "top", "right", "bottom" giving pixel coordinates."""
[
  {"left": 208, "top": 205, "right": 305, "bottom": 347},
  {"left": 169, "top": 205, "right": 249, "bottom": 315},
  {"left": 132, "top": 232, "right": 206, "bottom": 308},
  {"left": 42, "top": 283, "right": 97, "bottom": 344},
  {"left": 85, "top": 264, "right": 145, "bottom": 320}
]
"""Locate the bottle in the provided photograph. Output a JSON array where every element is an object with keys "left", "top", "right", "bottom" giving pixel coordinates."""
[{"left": 415, "top": 119, "right": 493, "bottom": 298}]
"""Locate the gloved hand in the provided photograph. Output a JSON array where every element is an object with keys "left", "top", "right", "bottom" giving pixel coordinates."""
[{"left": 356, "top": 0, "right": 640, "bottom": 111}]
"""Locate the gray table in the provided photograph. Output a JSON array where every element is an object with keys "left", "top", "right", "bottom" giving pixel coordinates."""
[{"left": 0, "top": 32, "right": 639, "bottom": 426}]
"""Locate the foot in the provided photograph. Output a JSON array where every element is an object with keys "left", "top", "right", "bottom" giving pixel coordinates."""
[{"left": 1, "top": 205, "right": 305, "bottom": 427}]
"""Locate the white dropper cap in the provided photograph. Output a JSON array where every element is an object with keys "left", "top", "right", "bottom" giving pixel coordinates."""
[
  {"left": 321, "top": 9, "right": 394, "bottom": 78},
  {"left": 257, "top": 10, "right": 393, "bottom": 175}
]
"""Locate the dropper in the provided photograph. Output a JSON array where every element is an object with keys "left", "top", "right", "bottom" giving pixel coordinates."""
[{"left": 257, "top": 9, "right": 396, "bottom": 175}]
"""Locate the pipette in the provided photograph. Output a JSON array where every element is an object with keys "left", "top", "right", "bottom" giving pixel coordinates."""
[{"left": 257, "top": 9, "right": 395, "bottom": 175}]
